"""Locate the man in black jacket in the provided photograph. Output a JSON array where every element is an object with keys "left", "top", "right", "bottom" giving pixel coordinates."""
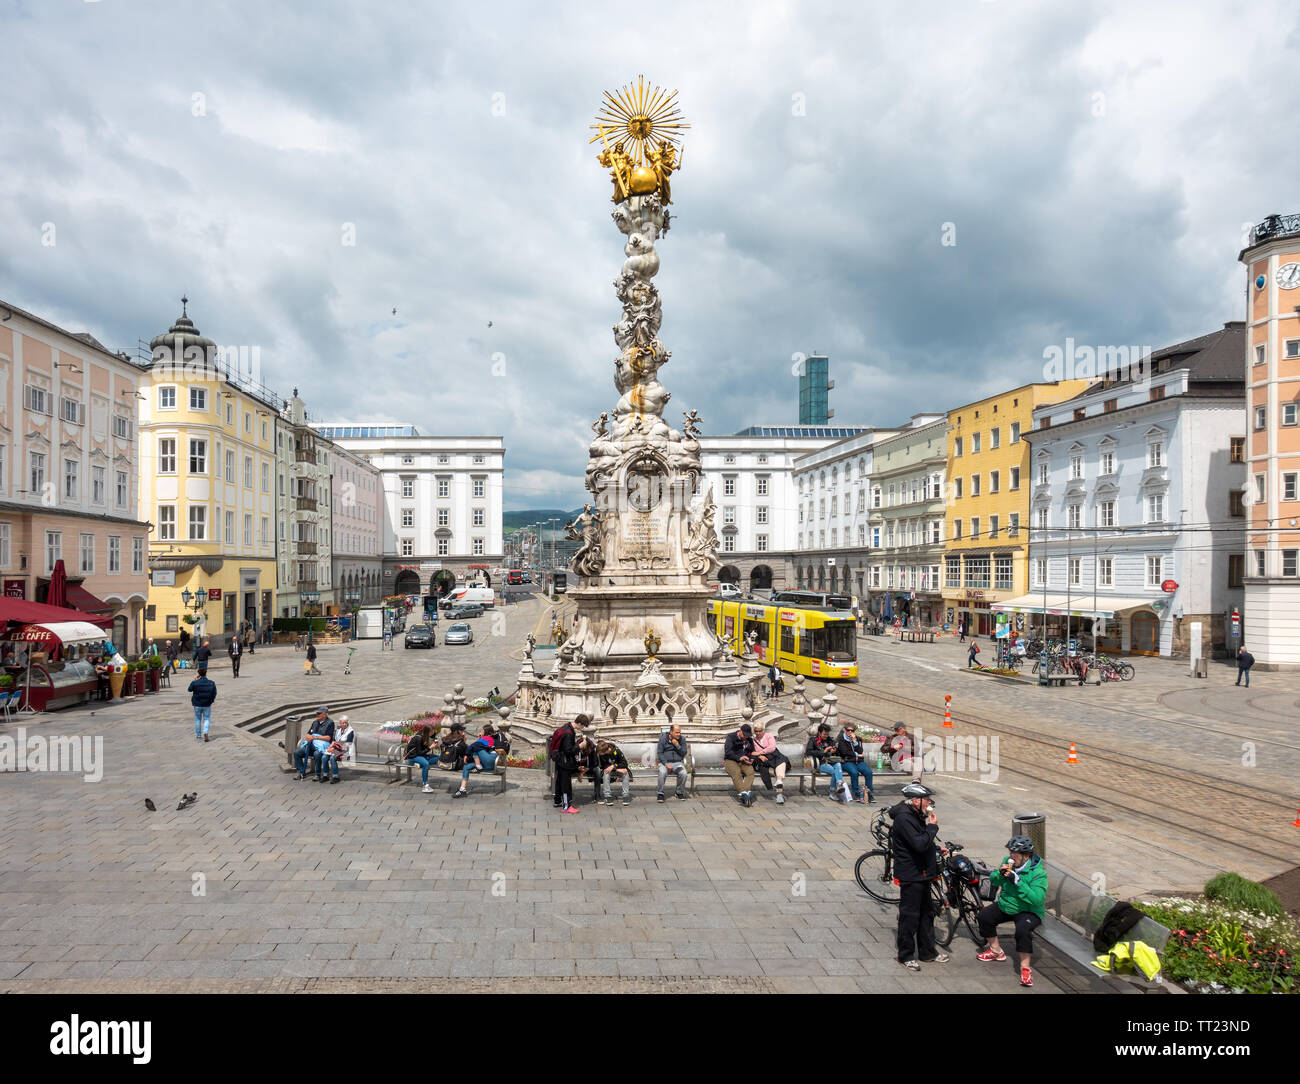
[
  {"left": 187, "top": 668, "right": 217, "bottom": 742},
  {"left": 596, "top": 740, "right": 632, "bottom": 806},
  {"left": 724, "top": 724, "right": 756, "bottom": 807},
  {"left": 228, "top": 634, "right": 242, "bottom": 677},
  {"left": 1236, "top": 645, "right": 1255, "bottom": 688},
  {"left": 194, "top": 638, "right": 212, "bottom": 670},
  {"left": 892, "top": 782, "right": 950, "bottom": 971}
]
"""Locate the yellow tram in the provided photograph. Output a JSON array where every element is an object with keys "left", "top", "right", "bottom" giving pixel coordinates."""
[{"left": 705, "top": 598, "right": 859, "bottom": 681}]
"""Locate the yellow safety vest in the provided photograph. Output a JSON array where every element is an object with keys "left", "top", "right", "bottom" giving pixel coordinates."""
[{"left": 1092, "top": 939, "right": 1161, "bottom": 980}]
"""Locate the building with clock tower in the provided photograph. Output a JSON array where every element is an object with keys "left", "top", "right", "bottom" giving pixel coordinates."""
[{"left": 1239, "top": 214, "right": 1300, "bottom": 670}]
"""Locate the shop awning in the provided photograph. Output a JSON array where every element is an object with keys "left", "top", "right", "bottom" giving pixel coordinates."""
[
  {"left": 0, "top": 597, "right": 114, "bottom": 629},
  {"left": 989, "top": 594, "right": 1158, "bottom": 619},
  {"left": 13, "top": 621, "right": 113, "bottom": 648},
  {"left": 64, "top": 583, "right": 114, "bottom": 615}
]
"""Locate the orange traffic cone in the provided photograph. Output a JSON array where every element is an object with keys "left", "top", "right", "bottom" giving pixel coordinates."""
[
  {"left": 943, "top": 693, "right": 953, "bottom": 728},
  {"left": 1066, "top": 742, "right": 1078, "bottom": 765},
  {"left": 1292, "top": 807, "right": 1300, "bottom": 828}
]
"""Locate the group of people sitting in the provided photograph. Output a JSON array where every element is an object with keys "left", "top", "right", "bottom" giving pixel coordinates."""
[
  {"left": 291, "top": 707, "right": 356, "bottom": 783},
  {"left": 404, "top": 719, "right": 510, "bottom": 797}
]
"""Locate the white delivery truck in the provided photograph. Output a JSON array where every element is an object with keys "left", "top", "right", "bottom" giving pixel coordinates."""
[{"left": 439, "top": 585, "right": 496, "bottom": 610}]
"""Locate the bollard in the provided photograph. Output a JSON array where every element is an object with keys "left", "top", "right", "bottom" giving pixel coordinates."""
[
  {"left": 943, "top": 693, "right": 952, "bottom": 728},
  {"left": 1011, "top": 812, "right": 1047, "bottom": 859}
]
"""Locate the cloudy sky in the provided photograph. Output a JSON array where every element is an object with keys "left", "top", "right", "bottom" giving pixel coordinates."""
[{"left": 2, "top": 0, "right": 1295, "bottom": 510}]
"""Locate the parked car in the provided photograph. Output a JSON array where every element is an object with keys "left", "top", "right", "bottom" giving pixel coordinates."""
[
  {"left": 444, "top": 622, "right": 473, "bottom": 646},
  {"left": 404, "top": 624, "right": 436, "bottom": 649},
  {"left": 717, "top": 582, "right": 743, "bottom": 599},
  {"left": 447, "top": 604, "right": 484, "bottom": 620}
]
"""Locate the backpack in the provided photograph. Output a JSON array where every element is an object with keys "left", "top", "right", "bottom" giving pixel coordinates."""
[
  {"left": 548, "top": 726, "right": 566, "bottom": 761},
  {"left": 1092, "top": 900, "right": 1145, "bottom": 953}
]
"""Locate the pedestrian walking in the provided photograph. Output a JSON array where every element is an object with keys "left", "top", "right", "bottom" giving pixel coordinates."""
[
  {"left": 194, "top": 638, "right": 211, "bottom": 670},
  {"left": 967, "top": 641, "right": 980, "bottom": 668},
  {"left": 188, "top": 668, "right": 217, "bottom": 743},
  {"left": 958, "top": 620, "right": 966, "bottom": 643},
  {"left": 892, "top": 782, "right": 949, "bottom": 972},
  {"left": 1235, "top": 645, "right": 1255, "bottom": 687},
  {"left": 228, "top": 634, "right": 242, "bottom": 678},
  {"left": 163, "top": 639, "right": 178, "bottom": 672},
  {"left": 305, "top": 641, "right": 319, "bottom": 675}
]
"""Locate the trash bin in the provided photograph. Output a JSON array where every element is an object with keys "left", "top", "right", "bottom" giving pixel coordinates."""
[{"left": 1012, "top": 812, "right": 1047, "bottom": 859}]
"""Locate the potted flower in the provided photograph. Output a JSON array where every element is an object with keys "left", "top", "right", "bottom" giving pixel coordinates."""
[{"left": 146, "top": 655, "right": 163, "bottom": 692}]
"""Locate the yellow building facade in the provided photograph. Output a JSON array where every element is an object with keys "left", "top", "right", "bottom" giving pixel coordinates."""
[
  {"left": 138, "top": 302, "right": 277, "bottom": 646},
  {"left": 942, "top": 381, "right": 1089, "bottom": 637}
]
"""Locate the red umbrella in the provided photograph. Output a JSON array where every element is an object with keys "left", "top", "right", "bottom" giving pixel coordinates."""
[{"left": 48, "top": 559, "right": 68, "bottom": 609}]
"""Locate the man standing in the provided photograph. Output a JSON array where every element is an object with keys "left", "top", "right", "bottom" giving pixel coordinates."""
[
  {"left": 656, "top": 723, "right": 688, "bottom": 802},
  {"left": 1235, "top": 645, "right": 1255, "bottom": 688},
  {"left": 551, "top": 714, "right": 586, "bottom": 813},
  {"left": 187, "top": 668, "right": 217, "bottom": 743},
  {"left": 194, "top": 638, "right": 212, "bottom": 671},
  {"left": 163, "top": 639, "right": 178, "bottom": 672},
  {"left": 892, "top": 782, "right": 949, "bottom": 972},
  {"left": 228, "top": 633, "right": 242, "bottom": 678},
  {"left": 305, "top": 640, "right": 320, "bottom": 675},
  {"left": 723, "top": 723, "right": 757, "bottom": 807}
]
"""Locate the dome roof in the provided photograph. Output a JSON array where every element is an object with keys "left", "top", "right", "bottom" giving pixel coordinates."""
[{"left": 148, "top": 296, "right": 217, "bottom": 365}]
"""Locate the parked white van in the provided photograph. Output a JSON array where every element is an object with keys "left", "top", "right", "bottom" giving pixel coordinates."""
[{"left": 440, "top": 585, "right": 496, "bottom": 609}]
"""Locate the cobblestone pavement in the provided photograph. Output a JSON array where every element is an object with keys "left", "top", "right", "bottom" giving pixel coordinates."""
[
  {"left": 0, "top": 597, "right": 1088, "bottom": 993},
  {"left": 836, "top": 632, "right": 1300, "bottom": 898}
]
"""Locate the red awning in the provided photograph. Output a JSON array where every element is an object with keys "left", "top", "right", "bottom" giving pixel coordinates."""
[
  {"left": 64, "top": 582, "right": 114, "bottom": 615},
  {"left": 0, "top": 597, "right": 113, "bottom": 630}
]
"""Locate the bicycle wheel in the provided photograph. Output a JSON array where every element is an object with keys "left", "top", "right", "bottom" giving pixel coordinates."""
[
  {"left": 854, "top": 850, "right": 900, "bottom": 905},
  {"left": 932, "top": 882, "right": 958, "bottom": 948},
  {"left": 1118, "top": 663, "right": 1135, "bottom": 681},
  {"left": 959, "top": 885, "right": 988, "bottom": 948}
]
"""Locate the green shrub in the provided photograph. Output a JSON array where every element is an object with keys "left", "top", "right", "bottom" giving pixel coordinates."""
[{"left": 1203, "top": 872, "right": 1283, "bottom": 917}]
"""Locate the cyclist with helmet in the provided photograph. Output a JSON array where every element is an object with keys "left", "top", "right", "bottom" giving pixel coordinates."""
[
  {"left": 892, "top": 782, "right": 950, "bottom": 972},
  {"left": 976, "top": 835, "right": 1048, "bottom": 987}
]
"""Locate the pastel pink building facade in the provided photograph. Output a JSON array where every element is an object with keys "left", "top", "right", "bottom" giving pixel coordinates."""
[{"left": 330, "top": 441, "right": 384, "bottom": 604}]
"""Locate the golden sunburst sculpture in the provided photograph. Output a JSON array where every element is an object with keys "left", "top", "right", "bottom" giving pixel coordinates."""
[{"left": 590, "top": 75, "right": 689, "bottom": 203}]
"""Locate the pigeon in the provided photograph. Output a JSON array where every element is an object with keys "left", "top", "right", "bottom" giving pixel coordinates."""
[
  {"left": 392, "top": 308, "right": 397, "bottom": 315},
  {"left": 176, "top": 792, "right": 198, "bottom": 811},
  {"left": 144, "top": 799, "right": 156, "bottom": 811},
  {"left": 487, "top": 321, "right": 493, "bottom": 328}
]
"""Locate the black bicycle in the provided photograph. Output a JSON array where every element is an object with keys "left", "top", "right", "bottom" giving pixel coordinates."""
[{"left": 854, "top": 813, "right": 988, "bottom": 949}]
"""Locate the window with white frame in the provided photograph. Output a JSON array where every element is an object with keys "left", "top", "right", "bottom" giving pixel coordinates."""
[
  {"left": 954, "top": 477, "right": 962, "bottom": 499},
  {"left": 243, "top": 456, "right": 253, "bottom": 489},
  {"left": 188, "top": 505, "right": 206, "bottom": 540},
  {"left": 872, "top": 526, "right": 881, "bottom": 547},
  {"left": 401, "top": 538, "right": 413, "bottom": 557},
  {"left": 1284, "top": 473, "right": 1298, "bottom": 502},
  {"left": 1284, "top": 550, "right": 1299, "bottom": 577},
  {"left": 261, "top": 517, "right": 269, "bottom": 545},
  {"left": 45, "top": 529, "right": 61, "bottom": 573},
  {"left": 1145, "top": 555, "right": 1163, "bottom": 587},
  {"left": 831, "top": 528, "right": 839, "bottom": 547},
  {"left": 437, "top": 508, "right": 449, "bottom": 527},
  {"left": 1068, "top": 557, "right": 1080, "bottom": 586},
  {"left": 1068, "top": 503, "right": 1081, "bottom": 529},
  {"left": 971, "top": 475, "right": 981, "bottom": 497},
  {"left": 970, "top": 516, "right": 980, "bottom": 539},
  {"left": 1255, "top": 549, "right": 1265, "bottom": 577},
  {"left": 1147, "top": 440, "right": 1164, "bottom": 467},
  {"left": 1284, "top": 404, "right": 1298, "bottom": 427},
  {"left": 1010, "top": 422, "right": 1020, "bottom": 444},
  {"left": 91, "top": 466, "right": 105, "bottom": 503},
  {"left": 1099, "top": 499, "right": 1115, "bottom": 527},
  {"left": 945, "top": 555, "right": 961, "bottom": 587},
  {"left": 1069, "top": 454, "right": 1083, "bottom": 480},
  {"left": 107, "top": 535, "right": 120, "bottom": 573},
  {"left": 1255, "top": 406, "right": 1267, "bottom": 430},
  {"left": 472, "top": 538, "right": 484, "bottom": 556},
  {"left": 244, "top": 412, "right": 251, "bottom": 433},
  {"left": 954, "top": 436, "right": 963, "bottom": 457},
  {"left": 158, "top": 505, "right": 176, "bottom": 540},
  {"left": 756, "top": 506, "right": 768, "bottom": 525},
  {"left": 1254, "top": 344, "right": 1266, "bottom": 366},
  {"left": 1097, "top": 557, "right": 1113, "bottom": 586},
  {"left": 190, "top": 387, "right": 207, "bottom": 412},
  {"left": 972, "top": 433, "right": 982, "bottom": 453},
  {"left": 401, "top": 508, "right": 414, "bottom": 528},
  {"left": 756, "top": 475, "right": 769, "bottom": 496},
  {"left": 76, "top": 532, "right": 93, "bottom": 574},
  {"left": 952, "top": 519, "right": 961, "bottom": 540},
  {"left": 1033, "top": 557, "right": 1046, "bottom": 586},
  {"left": 0, "top": 522, "right": 7, "bottom": 568},
  {"left": 472, "top": 476, "right": 484, "bottom": 498},
  {"left": 723, "top": 506, "right": 736, "bottom": 524},
  {"left": 225, "top": 403, "right": 233, "bottom": 426},
  {"left": 1036, "top": 507, "right": 1048, "bottom": 531},
  {"left": 872, "top": 486, "right": 881, "bottom": 508},
  {"left": 436, "top": 538, "right": 449, "bottom": 557},
  {"left": 473, "top": 508, "right": 485, "bottom": 527},
  {"left": 1038, "top": 461, "right": 1049, "bottom": 485},
  {"left": 223, "top": 449, "right": 234, "bottom": 482},
  {"left": 989, "top": 514, "right": 999, "bottom": 538},
  {"left": 158, "top": 386, "right": 177, "bottom": 410},
  {"left": 60, "top": 397, "right": 84, "bottom": 425},
  {"left": 1146, "top": 494, "right": 1164, "bottom": 523},
  {"left": 261, "top": 463, "right": 269, "bottom": 492},
  {"left": 1099, "top": 449, "right": 1115, "bottom": 476},
  {"left": 224, "top": 510, "right": 234, "bottom": 544},
  {"left": 189, "top": 439, "right": 207, "bottom": 474},
  {"left": 1008, "top": 512, "right": 1020, "bottom": 537},
  {"left": 402, "top": 477, "right": 414, "bottom": 499},
  {"left": 63, "top": 458, "right": 78, "bottom": 500},
  {"left": 723, "top": 535, "right": 735, "bottom": 553},
  {"left": 723, "top": 476, "right": 736, "bottom": 497},
  {"left": 757, "top": 534, "right": 769, "bottom": 552}
]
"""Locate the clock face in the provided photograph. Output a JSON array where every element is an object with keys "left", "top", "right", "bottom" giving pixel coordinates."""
[{"left": 1276, "top": 262, "right": 1300, "bottom": 290}]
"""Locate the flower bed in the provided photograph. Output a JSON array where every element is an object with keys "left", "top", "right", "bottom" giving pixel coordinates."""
[
  {"left": 375, "top": 710, "right": 444, "bottom": 740},
  {"left": 505, "top": 753, "right": 545, "bottom": 770},
  {"left": 1134, "top": 894, "right": 1297, "bottom": 994}
]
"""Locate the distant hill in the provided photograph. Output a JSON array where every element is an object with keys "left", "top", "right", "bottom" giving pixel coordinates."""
[{"left": 503, "top": 509, "right": 583, "bottom": 531}]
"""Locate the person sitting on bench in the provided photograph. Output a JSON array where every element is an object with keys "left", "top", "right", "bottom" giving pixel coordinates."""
[
  {"left": 750, "top": 721, "right": 790, "bottom": 804},
  {"left": 453, "top": 722, "right": 502, "bottom": 798},
  {"left": 656, "top": 724, "right": 688, "bottom": 802},
  {"left": 596, "top": 740, "right": 632, "bottom": 806},
  {"left": 317, "top": 715, "right": 355, "bottom": 783}
]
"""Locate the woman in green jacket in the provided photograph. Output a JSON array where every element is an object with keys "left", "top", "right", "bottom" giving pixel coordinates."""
[{"left": 975, "top": 836, "right": 1047, "bottom": 987}]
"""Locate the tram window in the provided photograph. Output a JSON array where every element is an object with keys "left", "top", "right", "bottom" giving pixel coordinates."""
[
  {"left": 808, "top": 624, "right": 856, "bottom": 662},
  {"left": 742, "top": 619, "right": 769, "bottom": 649},
  {"left": 780, "top": 625, "right": 796, "bottom": 654}
]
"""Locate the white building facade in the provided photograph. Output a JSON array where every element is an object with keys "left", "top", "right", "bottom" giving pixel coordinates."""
[
  {"left": 1012, "top": 324, "right": 1246, "bottom": 657},
  {"left": 699, "top": 425, "right": 866, "bottom": 591},
  {"left": 316, "top": 425, "right": 504, "bottom": 597}
]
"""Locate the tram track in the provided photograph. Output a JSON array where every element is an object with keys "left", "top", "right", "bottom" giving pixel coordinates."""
[{"left": 833, "top": 682, "right": 1300, "bottom": 870}]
